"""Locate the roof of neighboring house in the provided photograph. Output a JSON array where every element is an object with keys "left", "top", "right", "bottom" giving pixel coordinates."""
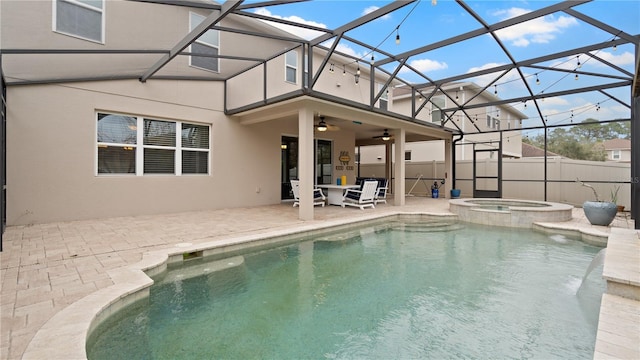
[
  {"left": 522, "top": 143, "right": 561, "bottom": 157},
  {"left": 603, "top": 138, "right": 631, "bottom": 150}
]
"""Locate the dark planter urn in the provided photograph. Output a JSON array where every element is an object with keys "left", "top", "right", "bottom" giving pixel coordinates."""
[{"left": 583, "top": 201, "right": 617, "bottom": 226}]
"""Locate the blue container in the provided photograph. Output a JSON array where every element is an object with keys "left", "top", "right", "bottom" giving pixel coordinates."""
[
  {"left": 450, "top": 189, "right": 461, "bottom": 198},
  {"left": 336, "top": 178, "right": 342, "bottom": 185},
  {"left": 431, "top": 189, "right": 439, "bottom": 198}
]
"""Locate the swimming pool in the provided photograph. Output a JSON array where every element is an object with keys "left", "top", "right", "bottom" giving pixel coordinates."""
[{"left": 87, "top": 219, "right": 605, "bottom": 359}]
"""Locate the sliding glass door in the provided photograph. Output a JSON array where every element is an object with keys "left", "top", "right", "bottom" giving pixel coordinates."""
[{"left": 281, "top": 136, "right": 332, "bottom": 200}]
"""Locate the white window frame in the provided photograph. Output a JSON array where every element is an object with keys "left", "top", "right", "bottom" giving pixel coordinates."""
[
  {"left": 53, "top": 0, "right": 105, "bottom": 43},
  {"left": 189, "top": 12, "right": 220, "bottom": 73},
  {"left": 96, "top": 112, "right": 210, "bottom": 176},
  {"left": 285, "top": 50, "right": 298, "bottom": 84},
  {"left": 431, "top": 95, "right": 445, "bottom": 123},
  {"left": 377, "top": 83, "right": 388, "bottom": 110},
  {"left": 612, "top": 150, "right": 621, "bottom": 160}
]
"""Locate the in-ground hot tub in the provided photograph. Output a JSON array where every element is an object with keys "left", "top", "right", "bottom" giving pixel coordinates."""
[{"left": 449, "top": 198, "right": 573, "bottom": 228}]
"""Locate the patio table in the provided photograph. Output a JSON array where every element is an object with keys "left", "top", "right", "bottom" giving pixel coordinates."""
[{"left": 317, "top": 184, "right": 360, "bottom": 205}]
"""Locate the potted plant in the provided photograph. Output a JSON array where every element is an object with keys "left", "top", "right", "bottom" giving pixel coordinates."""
[
  {"left": 450, "top": 188, "right": 461, "bottom": 199},
  {"left": 610, "top": 185, "right": 624, "bottom": 212},
  {"left": 578, "top": 180, "right": 617, "bottom": 226},
  {"left": 431, "top": 181, "right": 440, "bottom": 198}
]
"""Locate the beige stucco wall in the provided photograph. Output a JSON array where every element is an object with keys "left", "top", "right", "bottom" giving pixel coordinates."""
[{"left": 4, "top": 81, "right": 237, "bottom": 224}]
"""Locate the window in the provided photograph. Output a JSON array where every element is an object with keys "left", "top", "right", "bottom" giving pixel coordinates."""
[
  {"left": 431, "top": 96, "right": 445, "bottom": 123},
  {"left": 285, "top": 50, "right": 298, "bottom": 83},
  {"left": 612, "top": 150, "right": 621, "bottom": 160},
  {"left": 378, "top": 83, "right": 388, "bottom": 110},
  {"left": 405, "top": 151, "right": 412, "bottom": 161},
  {"left": 303, "top": 54, "right": 309, "bottom": 87},
  {"left": 97, "top": 112, "right": 209, "bottom": 175},
  {"left": 190, "top": 12, "right": 220, "bottom": 72},
  {"left": 54, "top": 0, "right": 104, "bottom": 43}
]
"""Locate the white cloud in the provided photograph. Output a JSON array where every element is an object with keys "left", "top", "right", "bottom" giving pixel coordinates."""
[
  {"left": 588, "top": 50, "right": 635, "bottom": 67},
  {"left": 399, "top": 58, "right": 448, "bottom": 73},
  {"left": 253, "top": 8, "right": 326, "bottom": 40},
  {"left": 362, "top": 6, "right": 391, "bottom": 20},
  {"left": 492, "top": 7, "right": 578, "bottom": 47},
  {"left": 466, "top": 62, "right": 522, "bottom": 89}
]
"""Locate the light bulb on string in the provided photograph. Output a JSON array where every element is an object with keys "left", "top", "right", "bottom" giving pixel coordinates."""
[
  {"left": 370, "top": 53, "right": 374, "bottom": 65},
  {"left": 535, "top": 74, "right": 540, "bottom": 85},
  {"left": 356, "top": 62, "right": 360, "bottom": 75},
  {"left": 395, "top": 28, "right": 400, "bottom": 45},
  {"left": 494, "top": 85, "right": 497, "bottom": 95},
  {"left": 575, "top": 72, "right": 579, "bottom": 80},
  {"left": 577, "top": 56, "right": 581, "bottom": 69},
  {"left": 342, "top": 65, "right": 346, "bottom": 76}
]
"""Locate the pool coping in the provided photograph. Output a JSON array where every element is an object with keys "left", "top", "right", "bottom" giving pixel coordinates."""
[{"left": 20, "top": 210, "right": 631, "bottom": 359}]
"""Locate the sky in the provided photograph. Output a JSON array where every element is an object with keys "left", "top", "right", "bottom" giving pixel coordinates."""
[{"left": 245, "top": 0, "right": 639, "bottom": 136}]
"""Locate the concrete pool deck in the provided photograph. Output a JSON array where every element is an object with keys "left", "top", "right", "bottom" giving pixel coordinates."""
[{"left": 1, "top": 197, "right": 638, "bottom": 359}]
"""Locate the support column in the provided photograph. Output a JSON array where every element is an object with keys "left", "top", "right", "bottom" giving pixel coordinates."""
[
  {"left": 298, "top": 108, "right": 314, "bottom": 220},
  {"left": 444, "top": 137, "right": 452, "bottom": 198},
  {"left": 393, "top": 128, "right": 406, "bottom": 206}
]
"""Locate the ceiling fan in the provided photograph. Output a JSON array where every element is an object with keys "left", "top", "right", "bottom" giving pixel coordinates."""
[
  {"left": 315, "top": 116, "right": 340, "bottom": 132},
  {"left": 372, "top": 129, "right": 392, "bottom": 141}
]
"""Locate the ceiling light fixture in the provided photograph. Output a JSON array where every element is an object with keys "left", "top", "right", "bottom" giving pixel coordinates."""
[
  {"left": 382, "top": 130, "right": 391, "bottom": 141},
  {"left": 317, "top": 117, "right": 328, "bottom": 132}
]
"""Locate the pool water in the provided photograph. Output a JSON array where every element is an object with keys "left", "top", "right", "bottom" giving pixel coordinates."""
[{"left": 87, "top": 221, "right": 605, "bottom": 359}]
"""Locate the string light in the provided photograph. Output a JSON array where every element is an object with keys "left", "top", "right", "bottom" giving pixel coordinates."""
[
  {"left": 356, "top": 61, "right": 360, "bottom": 75},
  {"left": 355, "top": 74, "right": 359, "bottom": 84},
  {"left": 535, "top": 74, "right": 540, "bottom": 85},
  {"left": 576, "top": 56, "right": 581, "bottom": 69},
  {"left": 455, "top": 91, "right": 459, "bottom": 100},
  {"left": 342, "top": 65, "right": 346, "bottom": 76},
  {"left": 395, "top": 28, "right": 400, "bottom": 45},
  {"left": 574, "top": 72, "right": 579, "bottom": 80},
  {"left": 329, "top": 63, "right": 334, "bottom": 73},
  {"left": 370, "top": 53, "right": 375, "bottom": 65},
  {"left": 494, "top": 85, "right": 497, "bottom": 95}
]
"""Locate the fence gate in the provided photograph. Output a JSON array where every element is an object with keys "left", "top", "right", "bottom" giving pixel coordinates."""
[{"left": 472, "top": 139, "right": 502, "bottom": 198}]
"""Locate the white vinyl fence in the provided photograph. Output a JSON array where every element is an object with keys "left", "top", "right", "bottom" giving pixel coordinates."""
[{"left": 358, "top": 157, "right": 631, "bottom": 210}]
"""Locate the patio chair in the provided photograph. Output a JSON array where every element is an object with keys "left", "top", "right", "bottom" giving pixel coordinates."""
[
  {"left": 374, "top": 178, "right": 389, "bottom": 205},
  {"left": 290, "top": 180, "right": 326, "bottom": 207},
  {"left": 342, "top": 180, "right": 377, "bottom": 210}
]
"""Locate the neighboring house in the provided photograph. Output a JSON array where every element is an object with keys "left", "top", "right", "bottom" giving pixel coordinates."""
[
  {"left": 358, "top": 82, "right": 526, "bottom": 164},
  {"left": 0, "top": 0, "right": 454, "bottom": 226},
  {"left": 603, "top": 139, "right": 631, "bottom": 162},
  {"left": 521, "top": 143, "right": 562, "bottom": 158}
]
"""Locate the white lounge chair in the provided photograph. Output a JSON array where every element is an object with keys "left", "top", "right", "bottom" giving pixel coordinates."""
[
  {"left": 342, "top": 180, "right": 377, "bottom": 210},
  {"left": 290, "top": 180, "right": 326, "bottom": 207},
  {"left": 374, "top": 178, "right": 388, "bottom": 204}
]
